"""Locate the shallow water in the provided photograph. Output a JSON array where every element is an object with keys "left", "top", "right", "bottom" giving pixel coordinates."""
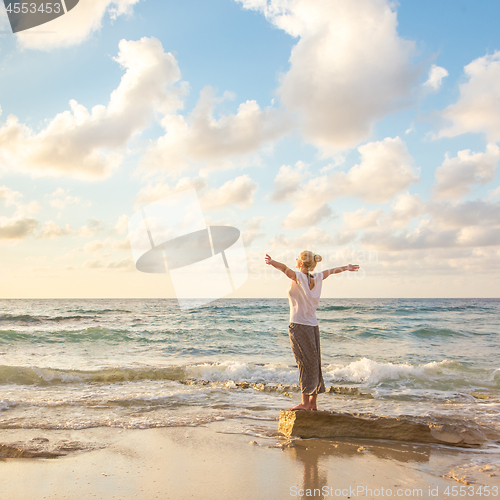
[{"left": 0, "top": 298, "right": 498, "bottom": 443}]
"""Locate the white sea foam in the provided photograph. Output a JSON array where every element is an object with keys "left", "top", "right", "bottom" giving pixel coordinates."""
[
  {"left": 186, "top": 361, "right": 298, "bottom": 385},
  {"left": 323, "top": 358, "right": 498, "bottom": 387}
]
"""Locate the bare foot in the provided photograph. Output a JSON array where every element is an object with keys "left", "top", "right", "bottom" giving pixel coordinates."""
[
  {"left": 309, "top": 407, "right": 317, "bottom": 411},
  {"left": 288, "top": 403, "right": 310, "bottom": 411}
]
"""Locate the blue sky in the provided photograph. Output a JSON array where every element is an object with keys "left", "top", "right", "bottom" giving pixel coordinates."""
[{"left": 0, "top": 0, "right": 499, "bottom": 298}]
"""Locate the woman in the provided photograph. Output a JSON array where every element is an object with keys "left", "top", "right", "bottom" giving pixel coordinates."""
[{"left": 265, "top": 251, "right": 359, "bottom": 411}]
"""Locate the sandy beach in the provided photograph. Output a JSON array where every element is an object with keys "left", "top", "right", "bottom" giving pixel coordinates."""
[
  {"left": 0, "top": 300, "right": 499, "bottom": 499},
  {"left": 1, "top": 418, "right": 499, "bottom": 500}
]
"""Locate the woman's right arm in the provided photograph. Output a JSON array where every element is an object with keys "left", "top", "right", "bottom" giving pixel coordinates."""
[
  {"left": 265, "top": 254, "right": 297, "bottom": 282},
  {"left": 323, "top": 264, "right": 360, "bottom": 279}
]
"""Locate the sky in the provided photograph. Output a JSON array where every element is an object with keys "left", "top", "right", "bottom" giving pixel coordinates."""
[{"left": 0, "top": 0, "right": 500, "bottom": 299}]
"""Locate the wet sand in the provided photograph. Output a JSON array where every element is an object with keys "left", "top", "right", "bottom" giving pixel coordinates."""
[{"left": 0, "top": 420, "right": 499, "bottom": 500}]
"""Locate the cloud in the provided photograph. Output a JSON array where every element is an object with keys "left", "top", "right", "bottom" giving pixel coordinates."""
[
  {"left": 141, "top": 86, "right": 292, "bottom": 172},
  {"left": 438, "top": 51, "right": 500, "bottom": 142},
  {"left": 237, "top": 0, "right": 417, "bottom": 154},
  {"left": 36, "top": 221, "right": 72, "bottom": 239},
  {"left": 363, "top": 246, "right": 500, "bottom": 278},
  {"left": 48, "top": 188, "right": 88, "bottom": 209},
  {"left": 134, "top": 176, "right": 208, "bottom": 208},
  {"left": 280, "top": 137, "right": 418, "bottom": 228},
  {"left": 361, "top": 197, "right": 500, "bottom": 250},
  {"left": 112, "top": 214, "right": 130, "bottom": 235},
  {"left": 386, "top": 192, "right": 425, "bottom": 228},
  {"left": 343, "top": 208, "right": 384, "bottom": 230},
  {"left": 270, "top": 226, "right": 335, "bottom": 250},
  {"left": 135, "top": 175, "right": 257, "bottom": 211},
  {"left": 0, "top": 185, "right": 41, "bottom": 216},
  {"left": 77, "top": 219, "right": 105, "bottom": 237},
  {"left": 423, "top": 64, "right": 448, "bottom": 90},
  {"left": 242, "top": 216, "right": 265, "bottom": 246},
  {"left": 282, "top": 204, "right": 334, "bottom": 229},
  {"left": 489, "top": 186, "right": 500, "bottom": 200},
  {"left": 201, "top": 175, "right": 258, "bottom": 210},
  {"left": 0, "top": 215, "right": 39, "bottom": 241},
  {"left": 15, "top": 0, "right": 140, "bottom": 51},
  {"left": 333, "top": 137, "right": 419, "bottom": 203},
  {"left": 432, "top": 144, "right": 499, "bottom": 200},
  {"left": 0, "top": 186, "right": 22, "bottom": 206},
  {"left": 428, "top": 199, "right": 500, "bottom": 229},
  {"left": 271, "top": 161, "right": 308, "bottom": 202},
  {"left": 83, "top": 257, "right": 134, "bottom": 270},
  {"left": 0, "top": 37, "right": 185, "bottom": 180}
]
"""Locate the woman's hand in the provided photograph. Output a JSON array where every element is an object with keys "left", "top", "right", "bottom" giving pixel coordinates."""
[
  {"left": 347, "top": 264, "right": 360, "bottom": 272},
  {"left": 265, "top": 254, "right": 274, "bottom": 266}
]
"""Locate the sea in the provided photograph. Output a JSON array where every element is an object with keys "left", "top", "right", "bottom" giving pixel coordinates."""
[{"left": 1, "top": 298, "right": 499, "bottom": 467}]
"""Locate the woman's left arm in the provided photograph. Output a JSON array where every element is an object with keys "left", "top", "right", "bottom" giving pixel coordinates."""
[{"left": 265, "top": 254, "right": 297, "bottom": 281}]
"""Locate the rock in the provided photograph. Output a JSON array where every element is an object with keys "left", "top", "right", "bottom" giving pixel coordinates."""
[
  {"left": 278, "top": 410, "right": 488, "bottom": 447},
  {"left": 327, "top": 386, "right": 373, "bottom": 398},
  {"left": 0, "top": 444, "right": 62, "bottom": 459}
]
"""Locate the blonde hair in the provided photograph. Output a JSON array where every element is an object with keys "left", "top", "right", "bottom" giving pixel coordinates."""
[{"left": 299, "top": 250, "right": 322, "bottom": 272}]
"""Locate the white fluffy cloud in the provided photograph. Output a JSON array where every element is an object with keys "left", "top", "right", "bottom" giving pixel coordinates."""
[
  {"left": 36, "top": 221, "right": 72, "bottom": 239},
  {"left": 423, "top": 64, "right": 449, "bottom": 90},
  {"left": 0, "top": 37, "right": 184, "bottom": 180},
  {"left": 282, "top": 204, "right": 334, "bottom": 229},
  {"left": 280, "top": 137, "right": 418, "bottom": 228},
  {"left": 112, "top": 214, "right": 130, "bottom": 235},
  {"left": 0, "top": 186, "right": 22, "bottom": 206},
  {"left": 438, "top": 51, "right": 500, "bottom": 142},
  {"left": 48, "top": 188, "right": 88, "bottom": 209},
  {"left": 432, "top": 144, "right": 500, "bottom": 200},
  {"left": 14, "top": 0, "right": 140, "bottom": 50},
  {"left": 386, "top": 192, "right": 425, "bottom": 228},
  {"left": 77, "top": 219, "right": 104, "bottom": 237},
  {"left": 141, "top": 86, "right": 292, "bottom": 172},
  {"left": 202, "top": 175, "right": 258, "bottom": 210},
  {"left": 0, "top": 215, "right": 39, "bottom": 241},
  {"left": 271, "top": 161, "right": 308, "bottom": 202},
  {"left": 343, "top": 208, "right": 384, "bottom": 230},
  {"left": 361, "top": 197, "right": 500, "bottom": 250},
  {"left": 237, "top": 0, "right": 417, "bottom": 153},
  {"left": 0, "top": 185, "right": 41, "bottom": 216},
  {"left": 428, "top": 199, "right": 500, "bottom": 230},
  {"left": 269, "top": 226, "right": 336, "bottom": 250},
  {"left": 242, "top": 216, "right": 265, "bottom": 246},
  {"left": 134, "top": 177, "right": 208, "bottom": 208},
  {"left": 332, "top": 137, "right": 419, "bottom": 203},
  {"left": 135, "top": 175, "right": 257, "bottom": 211}
]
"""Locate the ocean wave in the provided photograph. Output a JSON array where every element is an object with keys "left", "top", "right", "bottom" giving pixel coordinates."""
[
  {"left": 324, "top": 358, "right": 500, "bottom": 389},
  {"left": 411, "top": 327, "right": 465, "bottom": 338},
  {"left": 318, "top": 305, "right": 353, "bottom": 312},
  {"left": 65, "top": 308, "right": 132, "bottom": 314},
  {"left": 0, "top": 365, "right": 186, "bottom": 386},
  {"left": 0, "top": 359, "right": 499, "bottom": 392},
  {"left": 0, "top": 310, "right": 133, "bottom": 325},
  {"left": 0, "top": 313, "right": 94, "bottom": 324},
  {"left": 0, "top": 327, "right": 143, "bottom": 344},
  {"left": 391, "top": 304, "right": 496, "bottom": 314}
]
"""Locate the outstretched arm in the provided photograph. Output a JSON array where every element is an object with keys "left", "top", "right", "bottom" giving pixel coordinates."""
[
  {"left": 265, "top": 254, "right": 297, "bottom": 282},
  {"left": 323, "top": 264, "right": 360, "bottom": 280}
]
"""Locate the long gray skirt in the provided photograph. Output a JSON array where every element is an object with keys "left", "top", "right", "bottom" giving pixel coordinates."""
[{"left": 288, "top": 322, "right": 326, "bottom": 395}]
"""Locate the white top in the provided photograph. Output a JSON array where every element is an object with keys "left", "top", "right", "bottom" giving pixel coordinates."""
[{"left": 287, "top": 271, "right": 324, "bottom": 326}]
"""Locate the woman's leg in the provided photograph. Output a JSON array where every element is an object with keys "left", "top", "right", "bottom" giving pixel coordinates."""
[
  {"left": 288, "top": 393, "right": 318, "bottom": 411},
  {"left": 288, "top": 324, "right": 325, "bottom": 406},
  {"left": 309, "top": 394, "right": 317, "bottom": 410},
  {"left": 288, "top": 393, "right": 312, "bottom": 411}
]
